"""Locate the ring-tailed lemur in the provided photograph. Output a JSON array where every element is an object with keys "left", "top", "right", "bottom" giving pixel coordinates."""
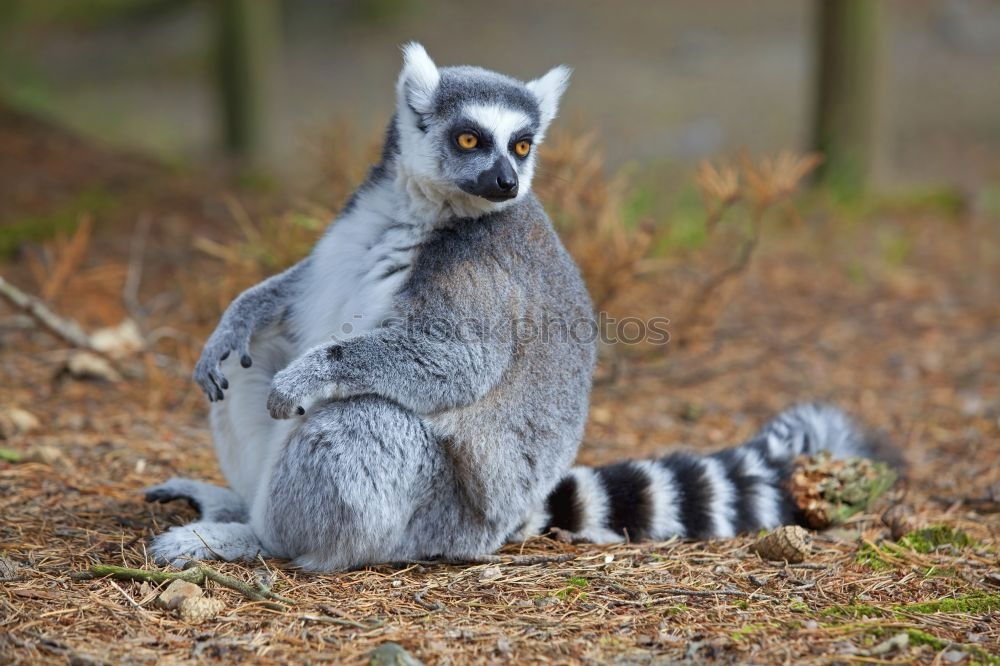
[{"left": 145, "top": 44, "right": 889, "bottom": 570}]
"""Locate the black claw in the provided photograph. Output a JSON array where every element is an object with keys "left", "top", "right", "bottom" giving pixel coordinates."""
[
  {"left": 296, "top": 406, "right": 305, "bottom": 416},
  {"left": 220, "top": 378, "right": 229, "bottom": 390},
  {"left": 220, "top": 350, "right": 230, "bottom": 361},
  {"left": 215, "top": 388, "right": 225, "bottom": 401},
  {"left": 240, "top": 354, "right": 253, "bottom": 368}
]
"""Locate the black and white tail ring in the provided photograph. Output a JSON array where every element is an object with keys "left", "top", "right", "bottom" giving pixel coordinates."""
[{"left": 529, "top": 403, "right": 893, "bottom": 543}]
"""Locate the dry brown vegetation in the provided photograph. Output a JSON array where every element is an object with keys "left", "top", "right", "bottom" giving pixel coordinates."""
[{"left": 1, "top": 106, "right": 998, "bottom": 664}]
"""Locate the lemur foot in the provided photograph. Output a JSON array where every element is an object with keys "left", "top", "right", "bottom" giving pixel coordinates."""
[
  {"left": 143, "top": 478, "right": 248, "bottom": 523},
  {"left": 149, "top": 522, "right": 265, "bottom": 568}
]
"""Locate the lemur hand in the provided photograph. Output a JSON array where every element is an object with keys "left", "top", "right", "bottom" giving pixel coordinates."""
[
  {"left": 194, "top": 323, "right": 254, "bottom": 401},
  {"left": 266, "top": 344, "right": 352, "bottom": 419}
]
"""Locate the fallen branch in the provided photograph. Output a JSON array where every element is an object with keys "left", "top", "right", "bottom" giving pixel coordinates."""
[
  {"left": 656, "top": 588, "right": 777, "bottom": 602},
  {"left": 0, "top": 275, "right": 94, "bottom": 351},
  {"left": 86, "top": 564, "right": 293, "bottom": 611}
]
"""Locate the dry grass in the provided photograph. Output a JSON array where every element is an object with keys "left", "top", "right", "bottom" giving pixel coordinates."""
[{"left": 1, "top": 114, "right": 999, "bottom": 664}]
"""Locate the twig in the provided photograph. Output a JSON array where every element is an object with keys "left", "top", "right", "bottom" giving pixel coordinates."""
[
  {"left": 930, "top": 495, "right": 1000, "bottom": 514},
  {"left": 413, "top": 590, "right": 443, "bottom": 611},
  {"left": 315, "top": 604, "right": 384, "bottom": 630},
  {"left": 656, "top": 588, "right": 777, "bottom": 602},
  {"left": 109, "top": 580, "right": 146, "bottom": 611},
  {"left": 646, "top": 324, "right": 822, "bottom": 387},
  {"left": 87, "top": 564, "right": 294, "bottom": 611},
  {"left": 678, "top": 223, "right": 760, "bottom": 333},
  {"left": 301, "top": 614, "right": 381, "bottom": 630},
  {"left": 123, "top": 213, "right": 151, "bottom": 322},
  {"left": 408, "top": 553, "right": 578, "bottom": 567},
  {"left": 0, "top": 275, "right": 94, "bottom": 351}
]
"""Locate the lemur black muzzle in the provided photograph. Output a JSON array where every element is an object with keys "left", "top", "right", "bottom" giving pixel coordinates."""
[{"left": 465, "top": 158, "right": 518, "bottom": 202}]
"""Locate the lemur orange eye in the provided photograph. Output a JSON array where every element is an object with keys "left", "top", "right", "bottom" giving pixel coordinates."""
[
  {"left": 514, "top": 140, "right": 532, "bottom": 157},
  {"left": 457, "top": 133, "right": 478, "bottom": 150}
]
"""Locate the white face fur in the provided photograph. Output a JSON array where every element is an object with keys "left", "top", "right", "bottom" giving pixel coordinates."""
[{"left": 391, "top": 43, "right": 571, "bottom": 220}]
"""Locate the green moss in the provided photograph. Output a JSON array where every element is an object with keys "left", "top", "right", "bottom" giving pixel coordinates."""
[
  {"left": 824, "top": 593, "right": 1000, "bottom": 619},
  {"left": 788, "top": 600, "right": 809, "bottom": 613},
  {"left": 0, "top": 448, "right": 23, "bottom": 463},
  {"left": 898, "top": 526, "right": 976, "bottom": 553},
  {"left": 864, "top": 627, "right": 1000, "bottom": 665},
  {"left": 0, "top": 187, "right": 115, "bottom": 258},
  {"left": 855, "top": 543, "right": 893, "bottom": 571},
  {"left": 554, "top": 577, "right": 589, "bottom": 601},
  {"left": 903, "top": 593, "right": 1000, "bottom": 615},
  {"left": 902, "top": 628, "right": 947, "bottom": 651},
  {"left": 822, "top": 602, "right": 888, "bottom": 619},
  {"left": 856, "top": 524, "right": 970, "bottom": 572},
  {"left": 730, "top": 623, "right": 771, "bottom": 642}
]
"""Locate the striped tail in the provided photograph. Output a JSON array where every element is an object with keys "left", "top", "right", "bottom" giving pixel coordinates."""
[{"left": 534, "top": 403, "right": 892, "bottom": 543}]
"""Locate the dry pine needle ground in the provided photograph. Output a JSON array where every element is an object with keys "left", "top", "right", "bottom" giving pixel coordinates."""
[{"left": 1, "top": 110, "right": 999, "bottom": 664}]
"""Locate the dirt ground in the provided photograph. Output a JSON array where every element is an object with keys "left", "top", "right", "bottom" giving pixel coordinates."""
[{"left": 0, "top": 106, "right": 998, "bottom": 665}]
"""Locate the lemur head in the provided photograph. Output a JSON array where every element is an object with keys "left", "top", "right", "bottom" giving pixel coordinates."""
[{"left": 393, "top": 43, "right": 570, "bottom": 217}]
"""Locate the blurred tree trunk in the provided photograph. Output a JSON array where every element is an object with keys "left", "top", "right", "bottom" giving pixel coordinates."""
[
  {"left": 811, "top": 0, "right": 883, "bottom": 196},
  {"left": 213, "top": 0, "right": 279, "bottom": 162}
]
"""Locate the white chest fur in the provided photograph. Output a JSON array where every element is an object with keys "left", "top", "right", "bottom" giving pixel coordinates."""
[{"left": 291, "top": 191, "right": 426, "bottom": 353}]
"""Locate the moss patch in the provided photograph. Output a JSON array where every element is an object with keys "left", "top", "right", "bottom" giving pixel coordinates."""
[
  {"left": 0, "top": 187, "right": 115, "bottom": 258},
  {"left": 825, "top": 592, "right": 1000, "bottom": 619},
  {"left": 898, "top": 526, "right": 976, "bottom": 553},
  {"left": 855, "top": 543, "right": 893, "bottom": 571}
]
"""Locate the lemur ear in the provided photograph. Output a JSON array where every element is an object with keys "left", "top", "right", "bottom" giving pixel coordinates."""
[
  {"left": 527, "top": 65, "right": 571, "bottom": 133},
  {"left": 396, "top": 42, "right": 440, "bottom": 117}
]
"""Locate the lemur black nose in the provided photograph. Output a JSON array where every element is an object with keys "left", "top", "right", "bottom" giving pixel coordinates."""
[{"left": 497, "top": 175, "right": 517, "bottom": 192}]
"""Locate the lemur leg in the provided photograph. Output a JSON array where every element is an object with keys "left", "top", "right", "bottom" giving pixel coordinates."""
[
  {"left": 144, "top": 478, "right": 247, "bottom": 522},
  {"left": 251, "top": 395, "right": 481, "bottom": 572},
  {"left": 149, "top": 521, "right": 266, "bottom": 568}
]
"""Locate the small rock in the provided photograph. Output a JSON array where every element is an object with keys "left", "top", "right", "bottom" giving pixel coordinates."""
[
  {"left": 496, "top": 637, "right": 512, "bottom": 655},
  {"left": 479, "top": 566, "right": 501, "bottom": 581},
  {"left": 58, "top": 413, "right": 88, "bottom": 431},
  {"left": 882, "top": 503, "right": 920, "bottom": 541},
  {"left": 89, "top": 319, "right": 144, "bottom": 358},
  {"left": 534, "top": 596, "right": 558, "bottom": 608},
  {"left": 590, "top": 406, "right": 612, "bottom": 424},
  {"left": 64, "top": 352, "right": 122, "bottom": 383},
  {"left": 0, "top": 407, "right": 40, "bottom": 438},
  {"left": 391, "top": 579, "right": 403, "bottom": 588},
  {"left": 983, "top": 572, "right": 1000, "bottom": 588},
  {"left": 369, "top": 642, "right": 422, "bottom": 666},
  {"left": 178, "top": 596, "right": 225, "bottom": 623},
  {"left": 253, "top": 568, "right": 275, "bottom": 592},
  {"left": 22, "top": 445, "right": 64, "bottom": 466},
  {"left": 858, "top": 632, "right": 908, "bottom": 657},
  {"left": 942, "top": 650, "right": 968, "bottom": 664},
  {"left": 156, "top": 579, "right": 203, "bottom": 611},
  {"left": 0, "top": 555, "right": 21, "bottom": 579}
]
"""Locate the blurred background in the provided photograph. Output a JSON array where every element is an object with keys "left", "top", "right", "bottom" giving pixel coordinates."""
[{"left": 2, "top": 0, "right": 1000, "bottom": 189}]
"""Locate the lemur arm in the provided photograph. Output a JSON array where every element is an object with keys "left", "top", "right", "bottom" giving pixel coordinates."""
[
  {"left": 194, "top": 260, "right": 308, "bottom": 401},
  {"left": 266, "top": 323, "right": 514, "bottom": 418}
]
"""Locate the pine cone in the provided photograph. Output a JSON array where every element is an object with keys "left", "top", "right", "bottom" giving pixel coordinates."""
[
  {"left": 178, "top": 596, "right": 225, "bottom": 623},
  {"left": 786, "top": 453, "right": 897, "bottom": 529},
  {"left": 749, "top": 525, "right": 812, "bottom": 563}
]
